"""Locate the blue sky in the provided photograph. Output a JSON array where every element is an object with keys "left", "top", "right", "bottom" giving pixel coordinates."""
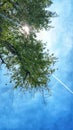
[{"left": 0, "top": 0, "right": 73, "bottom": 130}]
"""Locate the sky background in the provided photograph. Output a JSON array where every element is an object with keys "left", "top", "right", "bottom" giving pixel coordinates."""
[{"left": 0, "top": 0, "right": 73, "bottom": 130}]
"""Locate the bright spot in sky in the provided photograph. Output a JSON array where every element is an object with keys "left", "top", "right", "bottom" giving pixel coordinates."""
[{"left": 19, "top": 25, "right": 30, "bottom": 35}]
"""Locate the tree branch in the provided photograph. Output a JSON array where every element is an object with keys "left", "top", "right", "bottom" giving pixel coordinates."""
[{"left": 0, "top": 54, "right": 5, "bottom": 64}]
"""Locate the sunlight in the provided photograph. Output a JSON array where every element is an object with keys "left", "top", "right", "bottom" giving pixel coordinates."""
[{"left": 19, "top": 24, "right": 30, "bottom": 35}]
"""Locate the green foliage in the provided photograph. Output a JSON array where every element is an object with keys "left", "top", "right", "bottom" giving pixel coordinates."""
[
  {"left": 0, "top": 0, "right": 57, "bottom": 90},
  {"left": 0, "top": 0, "right": 56, "bottom": 29}
]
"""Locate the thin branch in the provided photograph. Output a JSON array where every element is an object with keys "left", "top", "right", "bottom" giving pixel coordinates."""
[
  {"left": 0, "top": 54, "right": 6, "bottom": 64},
  {"left": 0, "top": 54, "right": 9, "bottom": 68}
]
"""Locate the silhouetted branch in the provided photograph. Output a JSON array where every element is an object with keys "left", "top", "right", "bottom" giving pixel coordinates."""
[{"left": 0, "top": 54, "right": 5, "bottom": 64}]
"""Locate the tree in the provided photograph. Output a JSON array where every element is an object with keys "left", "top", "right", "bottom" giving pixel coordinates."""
[{"left": 0, "top": 0, "right": 57, "bottom": 91}]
